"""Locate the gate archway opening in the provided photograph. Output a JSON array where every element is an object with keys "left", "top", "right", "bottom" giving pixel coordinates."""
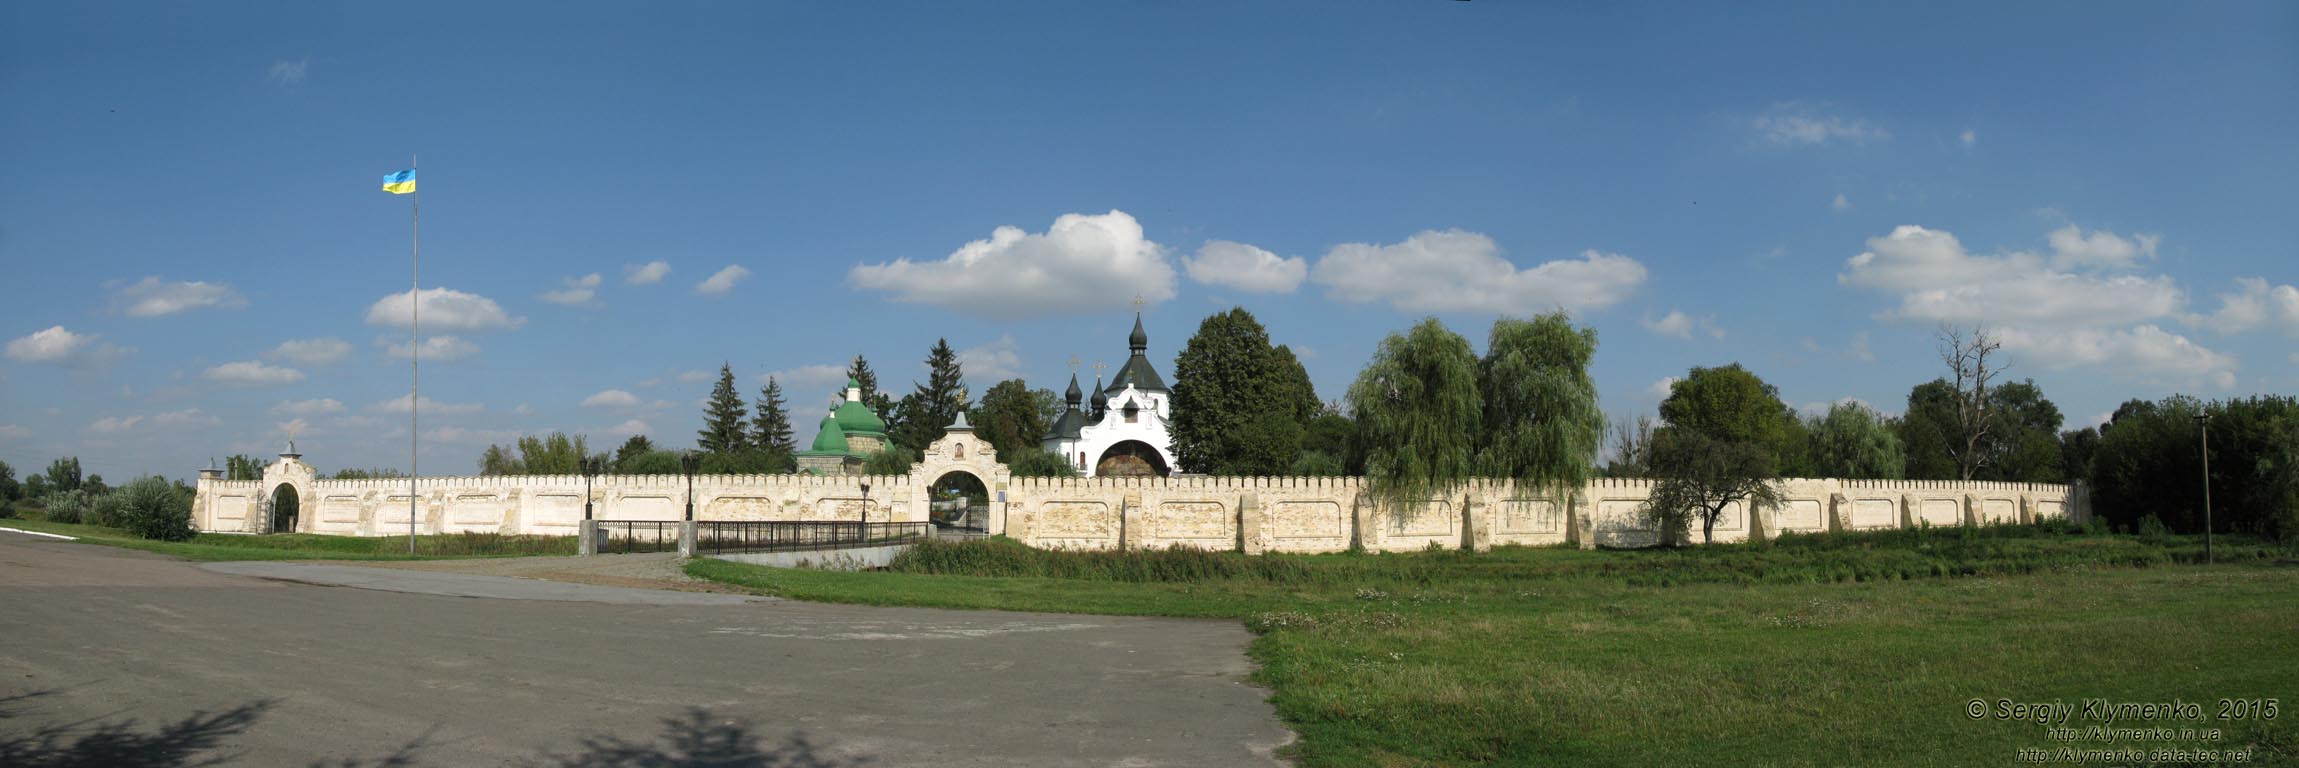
[
  {"left": 1095, "top": 440, "right": 1170, "bottom": 478},
  {"left": 928, "top": 470, "right": 989, "bottom": 531},
  {"left": 269, "top": 484, "right": 301, "bottom": 534}
]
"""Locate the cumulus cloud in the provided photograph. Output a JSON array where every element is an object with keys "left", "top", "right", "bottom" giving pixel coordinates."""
[
  {"left": 850, "top": 210, "right": 1177, "bottom": 317},
  {"left": 382, "top": 335, "right": 481, "bottom": 361},
  {"left": 625, "top": 260, "right": 670, "bottom": 285},
  {"left": 542, "top": 273, "right": 603, "bottom": 306},
  {"left": 1841, "top": 224, "right": 2234, "bottom": 386},
  {"left": 1183, "top": 240, "right": 1307, "bottom": 293},
  {"left": 957, "top": 336, "right": 1025, "bottom": 384},
  {"left": 1753, "top": 104, "right": 1887, "bottom": 145},
  {"left": 1648, "top": 376, "right": 1680, "bottom": 399},
  {"left": 2186, "top": 277, "right": 2299, "bottom": 335},
  {"left": 365, "top": 287, "right": 523, "bottom": 331},
  {"left": 112, "top": 276, "right": 247, "bottom": 317},
  {"left": 601, "top": 419, "right": 650, "bottom": 438},
  {"left": 6, "top": 325, "right": 130, "bottom": 366},
  {"left": 1311, "top": 230, "right": 1646, "bottom": 314},
  {"left": 272, "top": 398, "right": 345, "bottom": 417},
  {"left": 269, "top": 337, "right": 351, "bottom": 365},
  {"left": 695, "top": 265, "right": 750, "bottom": 296},
  {"left": 1642, "top": 310, "right": 1723, "bottom": 340},
  {"left": 369, "top": 394, "right": 483, "bottom": 415},
  {"left": 676, "top": 369, "right": 713, "bottom": 384},
  {"left": 152, "top": 408, "right": 219, "bottom": 428},
  {"left": 582, "top": 389, "right": 641, "bottom": 408},
  {"left": 202, "top": 361, "right": 305, "bottom": 386}
]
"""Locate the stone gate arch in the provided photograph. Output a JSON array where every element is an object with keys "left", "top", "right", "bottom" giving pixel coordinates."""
[
  {"left": 910, "top": 414, "right": 1012, "bottom": 535},
  {"left": 259, "top": 451, "right": 318, "bottom": 534}
]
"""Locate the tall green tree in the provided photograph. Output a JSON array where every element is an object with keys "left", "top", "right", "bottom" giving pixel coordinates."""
[
  {"left": 612, "top": 435, "right": 656, "bottom": 472},
  {"left": 1645, "top": 364, "right": 1792, "bottom": 544},
  {"left": 752, "top": 376, "right": 796, "bottom": 455},
  {"left": 974, "top": 378, "right": 1050, "bottom": 457},
  {"left": 1898, "top": 379, "right": 1962, "bottom": 480},
  {"left": 44, "top": 457, "right": 82, "bottom": 494},
  {"left": 1171, "top": 308, "right": 1315, "bottom": 475},
  {"left": 2089, "top": 395, "right": 2299, "bottom": 542},
  {"left": 698, "top": 363, "right": 751, "bottom": 454},
  {"left": 224, "top": 454, "right": 266, "bottom": 481},
  {"left": 0, "top": 460, "right": 18, "bottom": 503},
  {"left": 1475, "top": 313, "right": 1605, "bottom": 502},
  {"left": 1347, "top": 318, "right": 1480, "bottom": 512},
  {"left": 2059, "top": 426, "right": 2101, "bottom": 482},
  {"left": 845, "top": 354, "right": 895, "bottom": 421},
  {"left": 1979, "top": 379, "right": 2064, "bottom": 483},
  {"left": 890, "top": 339, "right": 968, "bottom": 452},
  {"left": 1807, "top": 401, "right": 1905, "bottom": 479}
]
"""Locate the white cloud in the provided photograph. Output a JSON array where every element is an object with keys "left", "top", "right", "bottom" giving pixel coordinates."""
[
  {"left": 201, "top": 361, "right": 305, "bottom": 386},
  {"left": 850, "top": 210, "right": 1178, "bottom": 317},
  {"left": 542, "top": 273, "right": 603, "bottom": 306},
  {"left": 0, "top": 425, "right": 29, "bottom": 439},
  {"left": 1960, "top": 129, "right": 1978, "bottom": 148},
  {"left": 152, "top": 408, "right": 219, "bottom": 428},
  {"left": 582, "top": 389, "right": 641, "bottom": 408},
  {"left": 513, "top": 403, "right": 534, "bottom": 415},
  {"left": 1849, "top": 330, "right": 1875, "bottom": 362},
  {"left": 6, "top": 325, "right": 129, "bottom": 365},
  {"left": 1841, "top": 224, "right": 2231, "bottom": 385},
  {"left": 364, "top": 287, "right": 523, "bottom": 331},
  {"left": 762, "top": 364, "right": 849, "bottom": 393},
  {"left": 695, "top": 265, "right": 750, "bottom": 296},
  {"left": 382, "top": 335, "right": 481, "bottom": 361},
  {"left": 276, "top": 417, "right": 311, "bottom": 437},
  {"left": 268, "top": 59, "right": 307, "bottom": 85},
  {"left": 112, "top": 276, "right": 247, "bottom": 317},
  {"left": 269, "top": 337, "right": 351, "bottom": 365},
  {"left": 1311, "top": 230, "right": 1646, "bottom": 314},
  {"left": 1998, "top": 325, "right": 2238, "bottom": 389},
  {"left": 1753, "top": 104, "right": 1887, "bottom": 145},
  {"left": 625, "top": 260, "right": 671, "bottom": 285},
  {"left": 369, "top": 394, "right": 483, "bottom": 415},
  {"left": 424, "top": 426, "right": 525, "bottom": 445},
  {"left": 1642, "top": 309, "right": 1723, "bottom": 340},
  {"left": 957, "top": 336, "right": 1025, "bottom": 384},
  {"left": 90, "top": 415, "right": 142, "bottom": 433},
  {"left": 601, "top": 419, "right": 650, "bottom": 438},
  {"left": 272, "top": 398, "right": 345, "bottom": 417},
  {"left": 1839, "top": 225, "right": 2182, "bottom": 328},
  {"left": 1183, "top": 240, "right": 1307, "bottom": 293},
  {"left": 2186, "top": 277, "right": 2299, "bottom": 335},
  {"left": 1831, "top": 193, "right": 1851, "bottom": 212},
  {"left": 675, "top": 369, "right": 713, "bottom": 384},
  {"left": 1647, "top": 376, "right": 1680, "bottom": 398},
  {"left": 2047, "top": 224, "right": 2158, "bottom": 271}
]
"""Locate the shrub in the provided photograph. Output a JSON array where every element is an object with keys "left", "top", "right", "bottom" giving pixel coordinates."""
[
  {"left": 115, "top": 475, "right": 195, "bottom": 541},
  {"left": 1004, "top": 448, "right": 1080, "bottom": 478},
  {"left": 862, "top": 447, "right": 916, "bottom": 475},
  {"left": 86, "top": 492, "right": 125, "bottom": 528},
  {"left": 42, "top": 489, "right": 90, "bottom": 524}
]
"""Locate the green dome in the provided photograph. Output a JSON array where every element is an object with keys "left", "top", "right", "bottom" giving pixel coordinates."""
[
  {"left": 833, "top": 399, "right": 886, "bottom": 435},
  {"left": 807, "top": 414, "right": 849, "bottom": 453}
]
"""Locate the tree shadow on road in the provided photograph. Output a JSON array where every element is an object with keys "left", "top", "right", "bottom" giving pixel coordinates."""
[
  {"left": 531, "top": 707, "right": 871, "bottom": 768},
  {"left": 0, "top": 689, "right": 274, "bottom": 768}
]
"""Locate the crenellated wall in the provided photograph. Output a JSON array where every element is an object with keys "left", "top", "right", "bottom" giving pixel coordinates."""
[{"left": 194, "top": 443, "right": 2089, "bottom": 552}]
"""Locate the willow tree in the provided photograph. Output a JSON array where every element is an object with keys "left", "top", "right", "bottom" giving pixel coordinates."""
[
  {"left": 1808, "top": 401, "right": 1905, "bottom": 479},
  {"left": 1476, "top": 313, "right": 1604, "bottom": 503},
  {"left": 1346, "top": 318, "right": 1480, "bottom": 512}
]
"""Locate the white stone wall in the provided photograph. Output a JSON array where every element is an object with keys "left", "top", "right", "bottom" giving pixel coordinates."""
[{"left": 195, "top": 448, "right": 2090, "bottom": 551}]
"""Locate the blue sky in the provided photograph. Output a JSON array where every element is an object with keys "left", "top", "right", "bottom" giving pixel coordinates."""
[{"left": 3, "top": 1, "right": 2294, "bottom": 480}]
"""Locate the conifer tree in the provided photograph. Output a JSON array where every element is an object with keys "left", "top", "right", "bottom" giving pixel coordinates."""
[
  {"left": 753, "top": 376, "right": 796, "bottom": 454},
  {"left": 698, "top": 363, "right": 751, "bottom": 454},
  {"left": 844, "top": 354, "right": 894, "bottom": 420},
  {"left": 892, "top": 339, "right": 968, "bottom": 451}
]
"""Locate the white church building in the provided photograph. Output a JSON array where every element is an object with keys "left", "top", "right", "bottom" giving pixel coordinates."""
[{"left": 1042, "top": 312, "right": 1181, "bottom": 477}]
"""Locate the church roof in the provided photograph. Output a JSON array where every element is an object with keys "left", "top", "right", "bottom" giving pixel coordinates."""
[
  {"left": 833, "top": 399, "right": 886, "bottom": 436},
  {"left": 802, "top": 414, "right": 849, "bottom": 455},
  {"left": 1046, "top": 404, "right": 1090, "bottom": 441},
  {"left": 1105, "top": 311, "right": 1167, "bottom": 394}
]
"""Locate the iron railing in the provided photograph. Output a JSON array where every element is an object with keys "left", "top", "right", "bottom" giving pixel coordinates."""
[
  {"left": 698, "top": 521, "right": 929, "bottom": 555},
  {"left": 594, "top": 520, "right": 681, "bottom": 554}
]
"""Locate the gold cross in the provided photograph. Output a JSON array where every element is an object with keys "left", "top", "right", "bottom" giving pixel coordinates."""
[
  {"left": 1093, "top": 360, "right": 1109, "bottom": 377},
  {"left": 1066, "top": 355, "right": 1080, "bottom": 373},
  {"left": 1131, "top": 294, "right": 1146, "bottom": 311}
]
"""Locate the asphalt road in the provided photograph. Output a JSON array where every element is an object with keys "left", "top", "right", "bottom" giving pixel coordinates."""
[{"left": 0, "top": 531, "right": 1292, "bottom": 766}]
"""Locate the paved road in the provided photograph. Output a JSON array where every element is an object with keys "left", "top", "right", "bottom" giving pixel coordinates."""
[{"left": 0, "top": 532, "right": 1291, "bottom": 766}]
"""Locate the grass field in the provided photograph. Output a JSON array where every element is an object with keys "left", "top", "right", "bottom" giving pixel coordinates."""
[
  {"left": 686, "top": 527, "right": 2299, "bottom": 767},
  {"left": 0, "top": 518, "right": 576, "bottom": 561}
]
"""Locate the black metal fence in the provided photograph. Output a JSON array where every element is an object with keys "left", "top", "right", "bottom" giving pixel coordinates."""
[
  {"left": 699, "top": 521, "right": 929, "bottom": 556},
  {"left": 594, "top": 520, "right": 681, "bottom": 554}
]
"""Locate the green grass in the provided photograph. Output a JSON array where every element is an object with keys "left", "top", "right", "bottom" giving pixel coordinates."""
[
  {"left": 1, "top": 518, "right": 576, "bottom": 561},
  {"left": 687, "top": 527, "right": 2299, "bottom": 767}
]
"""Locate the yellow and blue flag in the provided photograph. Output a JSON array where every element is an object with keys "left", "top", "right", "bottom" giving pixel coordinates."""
[{"left": 381, "top": 169, "right": 417, "bottom": 195}]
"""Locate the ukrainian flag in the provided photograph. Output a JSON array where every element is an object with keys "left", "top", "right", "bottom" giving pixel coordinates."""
[{"left": 381, "top": 169, "right": 417, "bottom": 195}]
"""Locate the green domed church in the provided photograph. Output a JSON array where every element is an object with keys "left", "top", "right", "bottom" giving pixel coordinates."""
[{"left": 796, "top": 377, "right": 891, "bottom": 474}]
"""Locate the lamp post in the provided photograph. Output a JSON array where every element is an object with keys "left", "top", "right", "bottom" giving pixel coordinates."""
[
  {"left": 2193, "top": 413, "right": 2213, "bottom": 564},
  {"left": 582, "top": 456, "right": 600, "bottom": 521},
  {"left": 858, "top": 480, "right": 873, "bottom": 543},
  {"left": 680, "top": 451, "right": 699, "bottom": 522}
]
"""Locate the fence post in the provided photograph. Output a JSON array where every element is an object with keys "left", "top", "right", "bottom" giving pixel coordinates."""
[
  {"left": 579, "top": 519, "right": 598, "bottom": 556},
  {"left": 678, "top": 521, "right": 698, "bottom": 558}
]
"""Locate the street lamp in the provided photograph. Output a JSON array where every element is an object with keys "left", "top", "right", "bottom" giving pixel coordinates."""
[
  {"left": 858, "top": 481, "right": 872, "bottom": 527},
  {"left": 680, "top": 451, "right": 700, "bottom": 522},
  {"left": 2193, "top": 413, "right": 2213, "bottom": 564},
  {"left": 581, "top": 455, "right": 602, "bottom": 521}
]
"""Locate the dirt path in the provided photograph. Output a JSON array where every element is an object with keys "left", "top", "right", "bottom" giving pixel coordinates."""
[{"left": 324, "top": 551, "right": 749, "bottom": 593}]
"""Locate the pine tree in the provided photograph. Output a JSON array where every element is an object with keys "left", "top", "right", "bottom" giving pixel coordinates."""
[
  {"left": 892, "top": 339, "right": 968, "bottom": 451},
  {"left": 844, "top": 354, "right": 894, "bottom": 420},
  {"left": 753, "top": 376, "right": 796, "bottom": 454},
  {"left": 698, "top": 363, "right": 751, "bottom": 454}
]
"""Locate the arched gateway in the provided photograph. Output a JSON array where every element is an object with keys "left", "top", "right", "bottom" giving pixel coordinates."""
[
  {"left": 258, "top": 450, "right": 317, "bottom": 535},
  {"left": 912, "top": 413, "right": 1012, "bottom": 535}
]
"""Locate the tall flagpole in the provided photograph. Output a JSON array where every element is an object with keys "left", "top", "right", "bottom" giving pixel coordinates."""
[{"left": 409, "top": 153, "right": 420, "bottom": 555}]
